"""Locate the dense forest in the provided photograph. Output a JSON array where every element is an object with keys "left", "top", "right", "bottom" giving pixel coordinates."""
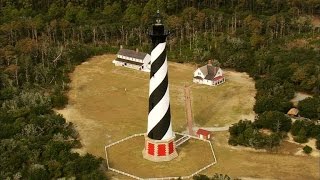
[{"left": 0, "top": 0, "right": 320, "bottom": 179}]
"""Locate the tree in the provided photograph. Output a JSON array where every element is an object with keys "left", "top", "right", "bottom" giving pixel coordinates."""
[
  {"left": 255, "top": 111, "right": 292, "bottom": 132},
  {"left": 123, "top": 3, "right": 142, "bottom": 28},
  {"left": 291, "top": 120, "right": 304, "bottom": 136},
  {"left": 254, "top": 95, "right": 292, "bottom": 114},
  {"left": 303, "top": 145, "right": 312, "bottom": 154},
  {"left": 212, "top": 173, "right": 231, "bottom": 180},
  {"left": 141, "top": 0, "right": 166, "bottom": 26},
  {"left": 103, "top": 2, "right": 121, "bottom": 23},
  {"left": 298, "top": 97, "right": 320, "bottom": 119},
  {"left": 316, "top": 136, "right": 320, "bottom": 150},
  {"left": 293, "top": 127, "right": 308, "bottom": 143}
]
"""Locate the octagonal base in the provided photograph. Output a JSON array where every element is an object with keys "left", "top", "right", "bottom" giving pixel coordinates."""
[{"left": 142, "top": 134, "right": 178, "bottom": 162}]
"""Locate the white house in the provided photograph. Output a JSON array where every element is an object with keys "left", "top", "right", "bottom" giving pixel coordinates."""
[
  {"left": 193, "top": 61, "right": 225, "bottom": 86},
  {"left": 112, "top": 48, "right": 151, "bottom": 72}
]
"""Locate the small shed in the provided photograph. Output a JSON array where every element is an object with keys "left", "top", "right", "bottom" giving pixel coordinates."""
[
  {"left": 196, "top": 129, "right": 211, "bottom": 140},
  {"left": 287, "top": 108, "right": 299, "bottom": 117}
]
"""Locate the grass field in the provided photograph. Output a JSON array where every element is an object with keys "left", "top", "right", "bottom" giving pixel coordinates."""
[
  {"left": 57, "top": 54, "right": 319, "bottom": 179},
  {"left": 57, "top": 54, "right": 255, "bottom": 157},
  {"left": 206, "top": 131, "right": 319, "bottom": 180},
  {"left": 191, "top": 70, "right": 255, "bottom": 126},
  {"left": 107, "top": 136, "right": 214, "bottom": 179}
]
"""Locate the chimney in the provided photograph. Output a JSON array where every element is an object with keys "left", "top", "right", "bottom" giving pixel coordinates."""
[
  {"left": 120, "top": 45, "right": 123, "bottom": 49},
  {"left": 136, "top": 48, "right": 139, "bottom": 52},
  {"left": 208, "top": 60, "right": 212, "bottom": 66}
]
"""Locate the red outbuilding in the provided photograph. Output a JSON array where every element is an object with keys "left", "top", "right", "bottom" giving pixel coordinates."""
[{"left": 196, "top": 129, "right": 211, "bottom": 140}]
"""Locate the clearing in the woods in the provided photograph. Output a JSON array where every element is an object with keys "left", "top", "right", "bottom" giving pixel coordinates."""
[{"left": 57, "top": 54, "right": 319, "bottom": 180}]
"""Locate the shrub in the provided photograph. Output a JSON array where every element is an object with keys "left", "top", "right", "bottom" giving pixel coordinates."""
[
  {"left": 293, "top": 128, "right": 308, "bottom": 143},
  {"left": 291, "top": 120, "right": 304, "bottom": 136},
  {"left": 255, "top": 111, "right": 292, "bottom": 132},
  {"left": 293, "top": 135, "right": 308, "bottom": 143},
  {"left": 298, "top": 97, "right": 320, "bottom": 119},
  {"left": 51, "top": 92, "right": 68, "bottom": 109},
  {"left": 303, "top": 145, "right": 312, "bottom": 154}
]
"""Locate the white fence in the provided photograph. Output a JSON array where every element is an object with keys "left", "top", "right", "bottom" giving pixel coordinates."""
[
  {"left": 175, "top": 135, "right": 190, "bottom": 147},
  {"left": 105, "top": 132, "right": 217, "bottom": 180}
]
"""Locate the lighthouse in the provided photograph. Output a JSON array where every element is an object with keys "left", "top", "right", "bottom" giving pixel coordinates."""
[{"left": 142, "top": 11, "right": 178, "bottom": 162}]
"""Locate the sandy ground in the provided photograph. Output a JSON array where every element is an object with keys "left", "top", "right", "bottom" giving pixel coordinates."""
[
  {"left": 56, "top": 54, "right": 319, "bottom": 179},
  {"left": 290, "top": 92, "right": 313, "bottom": 107},
  {"left": 286, "top": 134, "right": 319, "bottom": 158}
]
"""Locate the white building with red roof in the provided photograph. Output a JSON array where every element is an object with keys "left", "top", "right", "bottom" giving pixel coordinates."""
[
  {"left": 196, "top": 129, "right": 211, "bottom": 140},
  {"left": 193, "top": 61, "right": 225, "bottom": 86}
]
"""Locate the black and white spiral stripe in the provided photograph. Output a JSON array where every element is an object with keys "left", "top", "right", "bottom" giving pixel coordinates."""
[{"left": 147, "top": 42, "right": 173, "bottom": 140}]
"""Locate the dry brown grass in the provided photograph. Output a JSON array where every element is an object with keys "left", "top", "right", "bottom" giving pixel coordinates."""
[
  {"left": 57, "top": 54, "right": 255, "bottom": 157},
  {"left": 206, "top": 131, "right": 320, "bottom": 180},
  {"left": 191, "top": 70, "right": 256, "bottom": 126},
  {"left": 56, "top": 54, "right": 319, "bottom": 179},
  {"left": 107, "top": 136, "right": 214, "bottom": 179}
]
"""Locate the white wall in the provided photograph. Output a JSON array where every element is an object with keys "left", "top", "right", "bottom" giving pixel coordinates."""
[
  {"left": 142, "top": 54, "right": 151, "bottom": 72},
  {"left": 194, "top": 69, "right": 205, "bottom": 79},
  {"left": 214, "top": 68, "right": 223, "bottom": 78}
]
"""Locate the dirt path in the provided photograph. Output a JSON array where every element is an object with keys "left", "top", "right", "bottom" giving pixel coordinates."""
[{"left": 184, "top": 85, "right": 194, "bottom": 135}]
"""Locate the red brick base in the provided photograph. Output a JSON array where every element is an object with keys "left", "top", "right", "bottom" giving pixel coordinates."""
[{"left": 142, "top": 134, "right": 178, "bottom": 162}]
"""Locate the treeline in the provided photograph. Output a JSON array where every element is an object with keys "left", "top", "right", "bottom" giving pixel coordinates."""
[
  {"left": 0, "top": 0, "right": 320, "bottom": 178},
  {"left": 0, "top": 42, "right": 108, "bottom": 179},
  {"left": 0, "top": 4, "right": 109, "bottom": 176},
  {"left": 229, "top": 111, "right": 320, "bottom": 150},
  {"left": 228, "top": 112, "right": 290, "bottom": 150}
]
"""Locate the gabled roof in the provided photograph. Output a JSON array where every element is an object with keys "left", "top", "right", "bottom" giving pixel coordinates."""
[
  {"left": 117, "top": 49, "right": 148, "bottom": 60},
  {"left": 196, "top": 128, "right": 210, "bottom": 136},
  {"left": 198, "top": 65, "right": 220, "bottom": 80},
  {"left": 198, "top": 65, "right": 208, "bottom": 76}
]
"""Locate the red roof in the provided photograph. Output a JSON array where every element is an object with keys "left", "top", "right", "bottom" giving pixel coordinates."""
[
  {"left": 213, "top": 76, "right": 224, "bottom": 81},
  {"left": 196, "top": 129, "right": 210, "bottom": 136}
]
